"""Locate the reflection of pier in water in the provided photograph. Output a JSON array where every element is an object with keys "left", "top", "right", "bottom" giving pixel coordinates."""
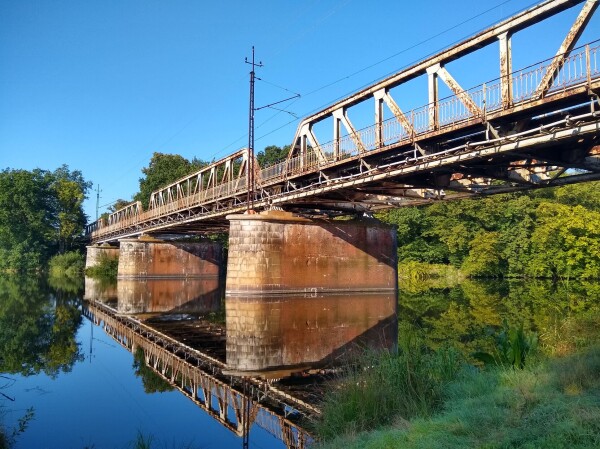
[
  {"left": 83, "top": 300, "right": 314, "bottom": 448},
  {"left": 116, "top": 277, "right": 222, "bottom": 315},
  {"left": 226, "top": 293, "right": 398, "bottom": 378}
]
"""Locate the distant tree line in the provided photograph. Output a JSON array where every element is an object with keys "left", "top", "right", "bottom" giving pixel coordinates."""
[{"left": 4, "top": 145, "right": 599, "bottom": 281}]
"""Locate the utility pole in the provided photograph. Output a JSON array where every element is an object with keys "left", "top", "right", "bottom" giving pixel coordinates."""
[
  {"left": 245, "top": 46, "right": 262, "bottom": 211},
  {"left": 95, "top": 184, "right": 101, "bottom": 221}
]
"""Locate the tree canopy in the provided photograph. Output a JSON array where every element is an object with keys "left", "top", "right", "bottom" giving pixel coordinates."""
[
  {"left": 256, "top": 145, "right": 289, "bottom": 167},
  {"left": 0, "top": 165, "right": 91, "bottom": 272},
  {"left": 378, "top": 181, "right": 600, "bottom": 280},
  {"left": 132, "top": 146, "right": 290, "bottom": 209}
]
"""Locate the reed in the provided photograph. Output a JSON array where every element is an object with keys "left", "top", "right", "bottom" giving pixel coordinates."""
[{"left": 314, "top": 334, "right": 462, "bottom": 440}]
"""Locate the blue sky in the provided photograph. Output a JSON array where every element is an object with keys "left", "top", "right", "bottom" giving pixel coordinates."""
[{"left": 1, "top": 0, "right": 598, "bottom": 220}]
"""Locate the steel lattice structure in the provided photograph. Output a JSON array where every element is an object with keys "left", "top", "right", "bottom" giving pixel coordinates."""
[{"left": 87, "top": 0, "right": 600, "bottom": 244}]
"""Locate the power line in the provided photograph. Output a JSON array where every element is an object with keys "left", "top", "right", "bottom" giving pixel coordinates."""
[
  {"left": 256, "top": 0, "right": 543, "bottom": 145},
  {"left": 302, "top": 0, "right": 515, "bottom": 98}
]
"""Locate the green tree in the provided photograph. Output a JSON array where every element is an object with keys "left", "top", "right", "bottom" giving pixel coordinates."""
[
  {"left": 134, "top": 152, "right": 196, "bottom": 208},
  {"left": 462, "top": 231, "right": 506, "bottom": 277},
  {"left": 108, "top": 198, "right": 133, "bottom": 213},
  {"left": 52, "top": 165, "right": 92, "bottom": 253},
  {"left": 0, "top": 166, "right": 90, "bottom": 272},
  {"left": 256, "top": 145, "right": 290, "bottom": 167},
  {"left": 527, "top": 202, "right": 600, "bottom": 279},
  {"left": 547, "top": 181, "right": 600, "bottom": 211},
  {"left": 378, "top": 207, "right": 447, "bottom": 263},
  {"left": 0, "top": 169, "right": 57, "bottom": 271}
]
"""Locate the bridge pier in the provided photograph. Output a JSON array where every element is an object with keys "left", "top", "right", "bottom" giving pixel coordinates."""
[
  {"left": 117, "top": 236, "right": 223, "bottom": 279},
  {"left": 117, "top": 278, "right": 222, "bottom": 314},
  {"left": 85, "top": 243, "right": 119, "bottom": 269},
  {"left": 225, "top": 210, "right": 398, "bottom": 377},
  {"left": 226, "top": 210, "right": 398, "bottom": 294}
]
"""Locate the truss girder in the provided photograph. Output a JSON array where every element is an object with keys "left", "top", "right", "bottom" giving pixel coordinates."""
[
  {"left": 87, "top": 0, "right": 600, "bottom": 244},
  {"left": 533, "top": 0, "right": 598, "bottom": 99},
  {"left": 286, "top": 0, "right": 595, "bottom": 150}
]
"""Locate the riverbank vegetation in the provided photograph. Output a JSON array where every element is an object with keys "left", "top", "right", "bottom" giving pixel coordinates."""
[
  {"left": 316, "top": 311, "right": 600, "bottom": 449},
  {"left": 378, "top": 181, "right": 600, "bottom": 280},
  {"left": 0, "top": 166, "right": 91, "bottom": 273},
  {"left": 48, "top": 251, "right": 85, "bottom": 278},
  {"left": 84, "top": 253, "right": 118, "bottom": 280}
]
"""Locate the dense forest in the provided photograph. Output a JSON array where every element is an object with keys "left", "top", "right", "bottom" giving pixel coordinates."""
[{"left": 2, "top": 146, "right": 600, "bottom": 280}]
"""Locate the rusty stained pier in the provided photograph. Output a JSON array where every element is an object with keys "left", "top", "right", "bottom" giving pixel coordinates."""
[
  {"left": 87, "top": 0, "right": 600, "bottom": 244},
  {"left": 83, "top": 300, "right": 314, "bottom": 449}
]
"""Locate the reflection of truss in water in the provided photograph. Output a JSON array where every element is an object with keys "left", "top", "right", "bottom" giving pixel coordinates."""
[{"left": 83, "top": 300, "right": 315, "bottom": 449}]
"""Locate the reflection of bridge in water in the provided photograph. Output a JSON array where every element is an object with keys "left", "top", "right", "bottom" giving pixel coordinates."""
[{"left": 83, "top": 300, "right": 314, "bottom": 449}]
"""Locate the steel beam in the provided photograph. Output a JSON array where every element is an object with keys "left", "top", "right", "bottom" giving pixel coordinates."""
[
  {"left": 498, "top": 31, "right": 513, "bottom": 109},
  {"left": 374, "top": 88, "right": 415, "bottom": 141},
  {"left": 533, "top": 0, "right": 598, "bottom": 99},
  {"left": 332, "top": 108, "right": 366, "bottom": 153},
  {"left": 427, "top": 65, "right": 439, "bottom": 130},
  {"left": 291, "top": 0, "right": 587, "bottom": 126},
  {"left": 434, "top": 64, "right": 481, "bottom": 117}
]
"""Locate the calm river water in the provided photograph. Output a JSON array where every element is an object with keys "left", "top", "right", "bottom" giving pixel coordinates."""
[{"left": 1, "top": 274, "right": 599, "bottom": 448}]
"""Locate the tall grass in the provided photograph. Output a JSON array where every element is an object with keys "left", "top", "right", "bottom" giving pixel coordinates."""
[
  {"left": 315, "top": 330, "right": 462, "bottom": 440},
  {"left": 316, "top": 345, "right": 600, "bottom": 449}
]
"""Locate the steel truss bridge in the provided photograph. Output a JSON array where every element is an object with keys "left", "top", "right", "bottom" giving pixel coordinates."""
[
  {"left": 88, "top": 0, "right": 600, "bottom": 244},
  {"left": 83, "top": 300, "right": 314, "bottom": 449}
]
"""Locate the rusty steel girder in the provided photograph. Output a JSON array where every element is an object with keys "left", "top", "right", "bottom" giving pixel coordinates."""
[{"left": 87, "top": 0, "right": 600, "bottom": 243}]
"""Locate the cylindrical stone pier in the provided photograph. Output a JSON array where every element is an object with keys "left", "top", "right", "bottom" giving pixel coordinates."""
[
  {"left": 226, "top": 210, "right": 398, "bottom": 294},
  {"left": 117, "top": 236, "right": 223, "bottom": 279}
]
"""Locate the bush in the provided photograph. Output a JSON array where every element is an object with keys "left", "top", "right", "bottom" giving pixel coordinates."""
[
  {"left": 48, "top": 251, "right": 85, "bottom": 278},
  {"left": 85, "top": 252, "right": 118, "bottom": 280}
]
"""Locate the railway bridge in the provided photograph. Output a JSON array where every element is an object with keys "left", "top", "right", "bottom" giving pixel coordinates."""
[{"left": 85, "top": 0, "right": 600, "bottom": 300}]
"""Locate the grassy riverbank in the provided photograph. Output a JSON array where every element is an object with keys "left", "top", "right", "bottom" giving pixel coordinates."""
[{"left": 315, "top": 314, "right": 600, "bottom": 449}]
